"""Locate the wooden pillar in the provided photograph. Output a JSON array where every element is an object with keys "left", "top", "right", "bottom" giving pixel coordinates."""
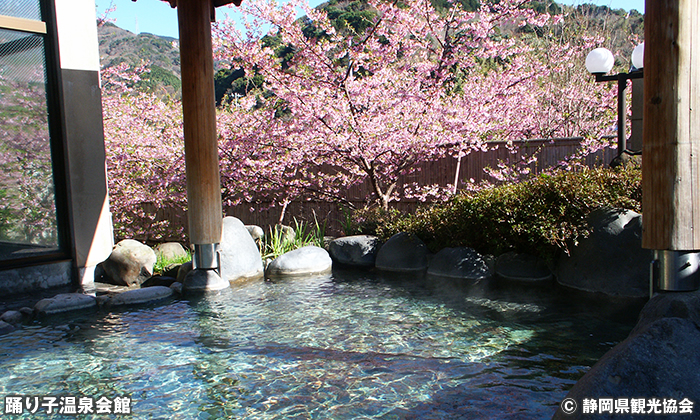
[
  {"left": 177, "top": 0, "right": 222, "bottom": 249},
  {"left": 642, "top": 0, "right": 700, "bottom": 250}
]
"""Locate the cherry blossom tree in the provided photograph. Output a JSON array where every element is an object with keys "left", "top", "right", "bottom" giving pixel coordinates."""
[
  {"left": 100, "top": 0, "right": 626, "bottom": 240},
  {"left": 101, "top": 63, "right": 188, "bottom": 241},
  {"left": 213, "top": 0, "right": 619, "bottom": 210}
]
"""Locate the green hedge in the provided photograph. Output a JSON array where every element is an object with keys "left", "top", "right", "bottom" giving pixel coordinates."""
[{"left": 349, "top": 165, "right": 641, "bottom": 261}]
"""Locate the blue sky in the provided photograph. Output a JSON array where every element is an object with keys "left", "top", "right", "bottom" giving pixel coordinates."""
[{"left": 94, "top": 0, "right": 645, "bottom": 39}]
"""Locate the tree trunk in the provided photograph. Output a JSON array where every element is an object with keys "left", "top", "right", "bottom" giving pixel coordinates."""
[
  {"left": 453, "top": 154, "right": 462, "bottom": 195},
  {"left": 278, "top": 198, "right": 290, "bottom": 225}
]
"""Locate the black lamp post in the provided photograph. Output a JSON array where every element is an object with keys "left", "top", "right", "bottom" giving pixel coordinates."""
[{"left": 586, "top": 43, "right": 645, "bottom": 157}]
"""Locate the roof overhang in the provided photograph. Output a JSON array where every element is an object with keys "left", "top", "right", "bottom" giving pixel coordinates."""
[{"left": 158, "top": 0, "right": 243, "bottom": 8}]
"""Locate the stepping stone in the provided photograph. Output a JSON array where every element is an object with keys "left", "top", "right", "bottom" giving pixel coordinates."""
[
  {"left": 104, "top": 286, "right": 174, "bottom": 307},
  {"left": 34, "top": 293, "right": 97, "bottom": 316}
]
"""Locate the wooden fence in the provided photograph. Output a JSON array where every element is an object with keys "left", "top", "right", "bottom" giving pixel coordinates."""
[{"left": 140, "top": 137, "right": 616, "bottom": 242}]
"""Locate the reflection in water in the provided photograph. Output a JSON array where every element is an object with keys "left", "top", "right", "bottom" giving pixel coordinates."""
[{"left": 0, "top": 273, "right": 638, "bottom": 419}]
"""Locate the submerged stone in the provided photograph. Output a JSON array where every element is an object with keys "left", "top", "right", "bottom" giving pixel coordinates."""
[
  {"left": 266, "top": 246, "right": 333, "bottom": 278},
  {"left": 34, "top": 293, "right": 97, "bottom": 316},
  {"left": 428, "top": 247, "right": 491, "bottom": 281},
  {"left": 375, "top": 232, "right": 428, "bottom": 273},
  {"left": 495, "top": 252, "right": 553, "bottom": 283}
]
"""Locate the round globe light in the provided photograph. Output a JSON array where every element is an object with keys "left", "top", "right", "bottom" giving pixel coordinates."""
[
  {"left": 631, "top": 42, "right": 644, "bottom": 70},
  {"left": 585, "top": 48, "right": 615, "bottom": 74}
]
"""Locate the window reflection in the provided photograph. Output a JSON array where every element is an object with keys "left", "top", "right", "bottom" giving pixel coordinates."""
[
  {"left": 0, "top": 27, "right": 59, "bottom": 260},
  {"left": 0, "top": 0, "right": 42, "bottom": 21}
]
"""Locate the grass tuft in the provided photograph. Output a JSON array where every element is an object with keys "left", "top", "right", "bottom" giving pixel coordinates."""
[
  {"left": 153, "top": 249, "right": 192, "bottom": 275},
  {"left": 261, "top": 217, "right": 327, "bottom": 261}
]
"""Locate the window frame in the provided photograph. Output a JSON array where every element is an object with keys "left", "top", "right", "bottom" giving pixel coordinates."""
[{"left": 0, "top": 0, "right": 74, "bottom": 270}]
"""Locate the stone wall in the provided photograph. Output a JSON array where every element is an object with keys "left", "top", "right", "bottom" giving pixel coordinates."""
[{"left": 0, "top": 261, "right": 72, "bottom": 296}]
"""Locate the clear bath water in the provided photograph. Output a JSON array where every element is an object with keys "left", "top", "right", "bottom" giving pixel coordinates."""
[{"left": 0, "top": 271, "right": 642, "bottom": 419}]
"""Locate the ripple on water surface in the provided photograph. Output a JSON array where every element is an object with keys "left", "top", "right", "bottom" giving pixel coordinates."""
[{"left": 0, "top": 273, "right": 638, "bottom": 419}]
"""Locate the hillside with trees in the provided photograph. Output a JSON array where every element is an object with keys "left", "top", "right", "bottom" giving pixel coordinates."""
[
  {"left": 97, "top": 22, "right": 182, "bottom": 95},
  {"left": 97, "top": 1, "right": 643, "bottom": 102}
]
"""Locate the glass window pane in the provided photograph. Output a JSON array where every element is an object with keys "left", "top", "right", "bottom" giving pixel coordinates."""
[
  {"left": 0, "top": 28, "right": 59, "bottom": 260},
  {"left": 0, "top": 0, "right": 42, "bottom": 22}
]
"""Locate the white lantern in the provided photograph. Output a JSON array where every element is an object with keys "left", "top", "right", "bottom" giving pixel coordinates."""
[
  {"left": 585, "top": 48, "right": 615, "bottom": 74},
  {"left": 631, "top": 42, "right": 644, "bottom": 70}
]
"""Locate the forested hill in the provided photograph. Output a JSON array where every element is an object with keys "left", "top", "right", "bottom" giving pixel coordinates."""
[
  {"left": 96, "top": 0, "right": 644, "bottom": 100},
  {"left": 97, "top": 22, "right": 182, "bottom": 95}
]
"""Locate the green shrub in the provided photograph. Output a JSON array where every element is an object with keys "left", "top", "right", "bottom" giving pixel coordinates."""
[
  {"left": 342, "top": 206, "right": 409, "bottom": 238},
  {"left": 349, "top": 165, "right": 641, "bottom": 261}
]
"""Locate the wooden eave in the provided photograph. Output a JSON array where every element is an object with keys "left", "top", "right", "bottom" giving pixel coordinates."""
[{"left": 158, "top": 0, "right": 243, "bottom": 8}]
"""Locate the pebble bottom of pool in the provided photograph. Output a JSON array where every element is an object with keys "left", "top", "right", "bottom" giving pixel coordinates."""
[{"left": 0, "top": 271, "right": 641, "bottom": 419}]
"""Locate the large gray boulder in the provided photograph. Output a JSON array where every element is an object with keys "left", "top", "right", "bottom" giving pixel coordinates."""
[
  {"left": 154, "top": 242, "right": 188, "bottom": 261},
  {"left": 553, "top": 290, "right": 700, "bottom": 419},
  {"left": 428, "top": 247, "right": 491, "bottom": 281},
  {"left": 496, "top": 252, "right": 553, "bottom": 283},
  {"left": 245, "top": 225, "right": 264, "bottom": 243},
  {"left": 273, "top": 224, "right": 296, "bottom": 244},
  {"left": 100, "top": 239, "right": 157, "bottom": 287},
  {"left": 375, "top": 232, "right": 429, "bottom": 273},
  {"left": 329, "top": 235, "right": 381, "bottom": 268},
  {"left": 266, "top": 246, "right": 332, "bottom": 278},
  {"left": 219, "top": 217, "right": 264, "bottom": 283},
  {"left": 556, "top": 207, "right": 652, "bottom": 298}
]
